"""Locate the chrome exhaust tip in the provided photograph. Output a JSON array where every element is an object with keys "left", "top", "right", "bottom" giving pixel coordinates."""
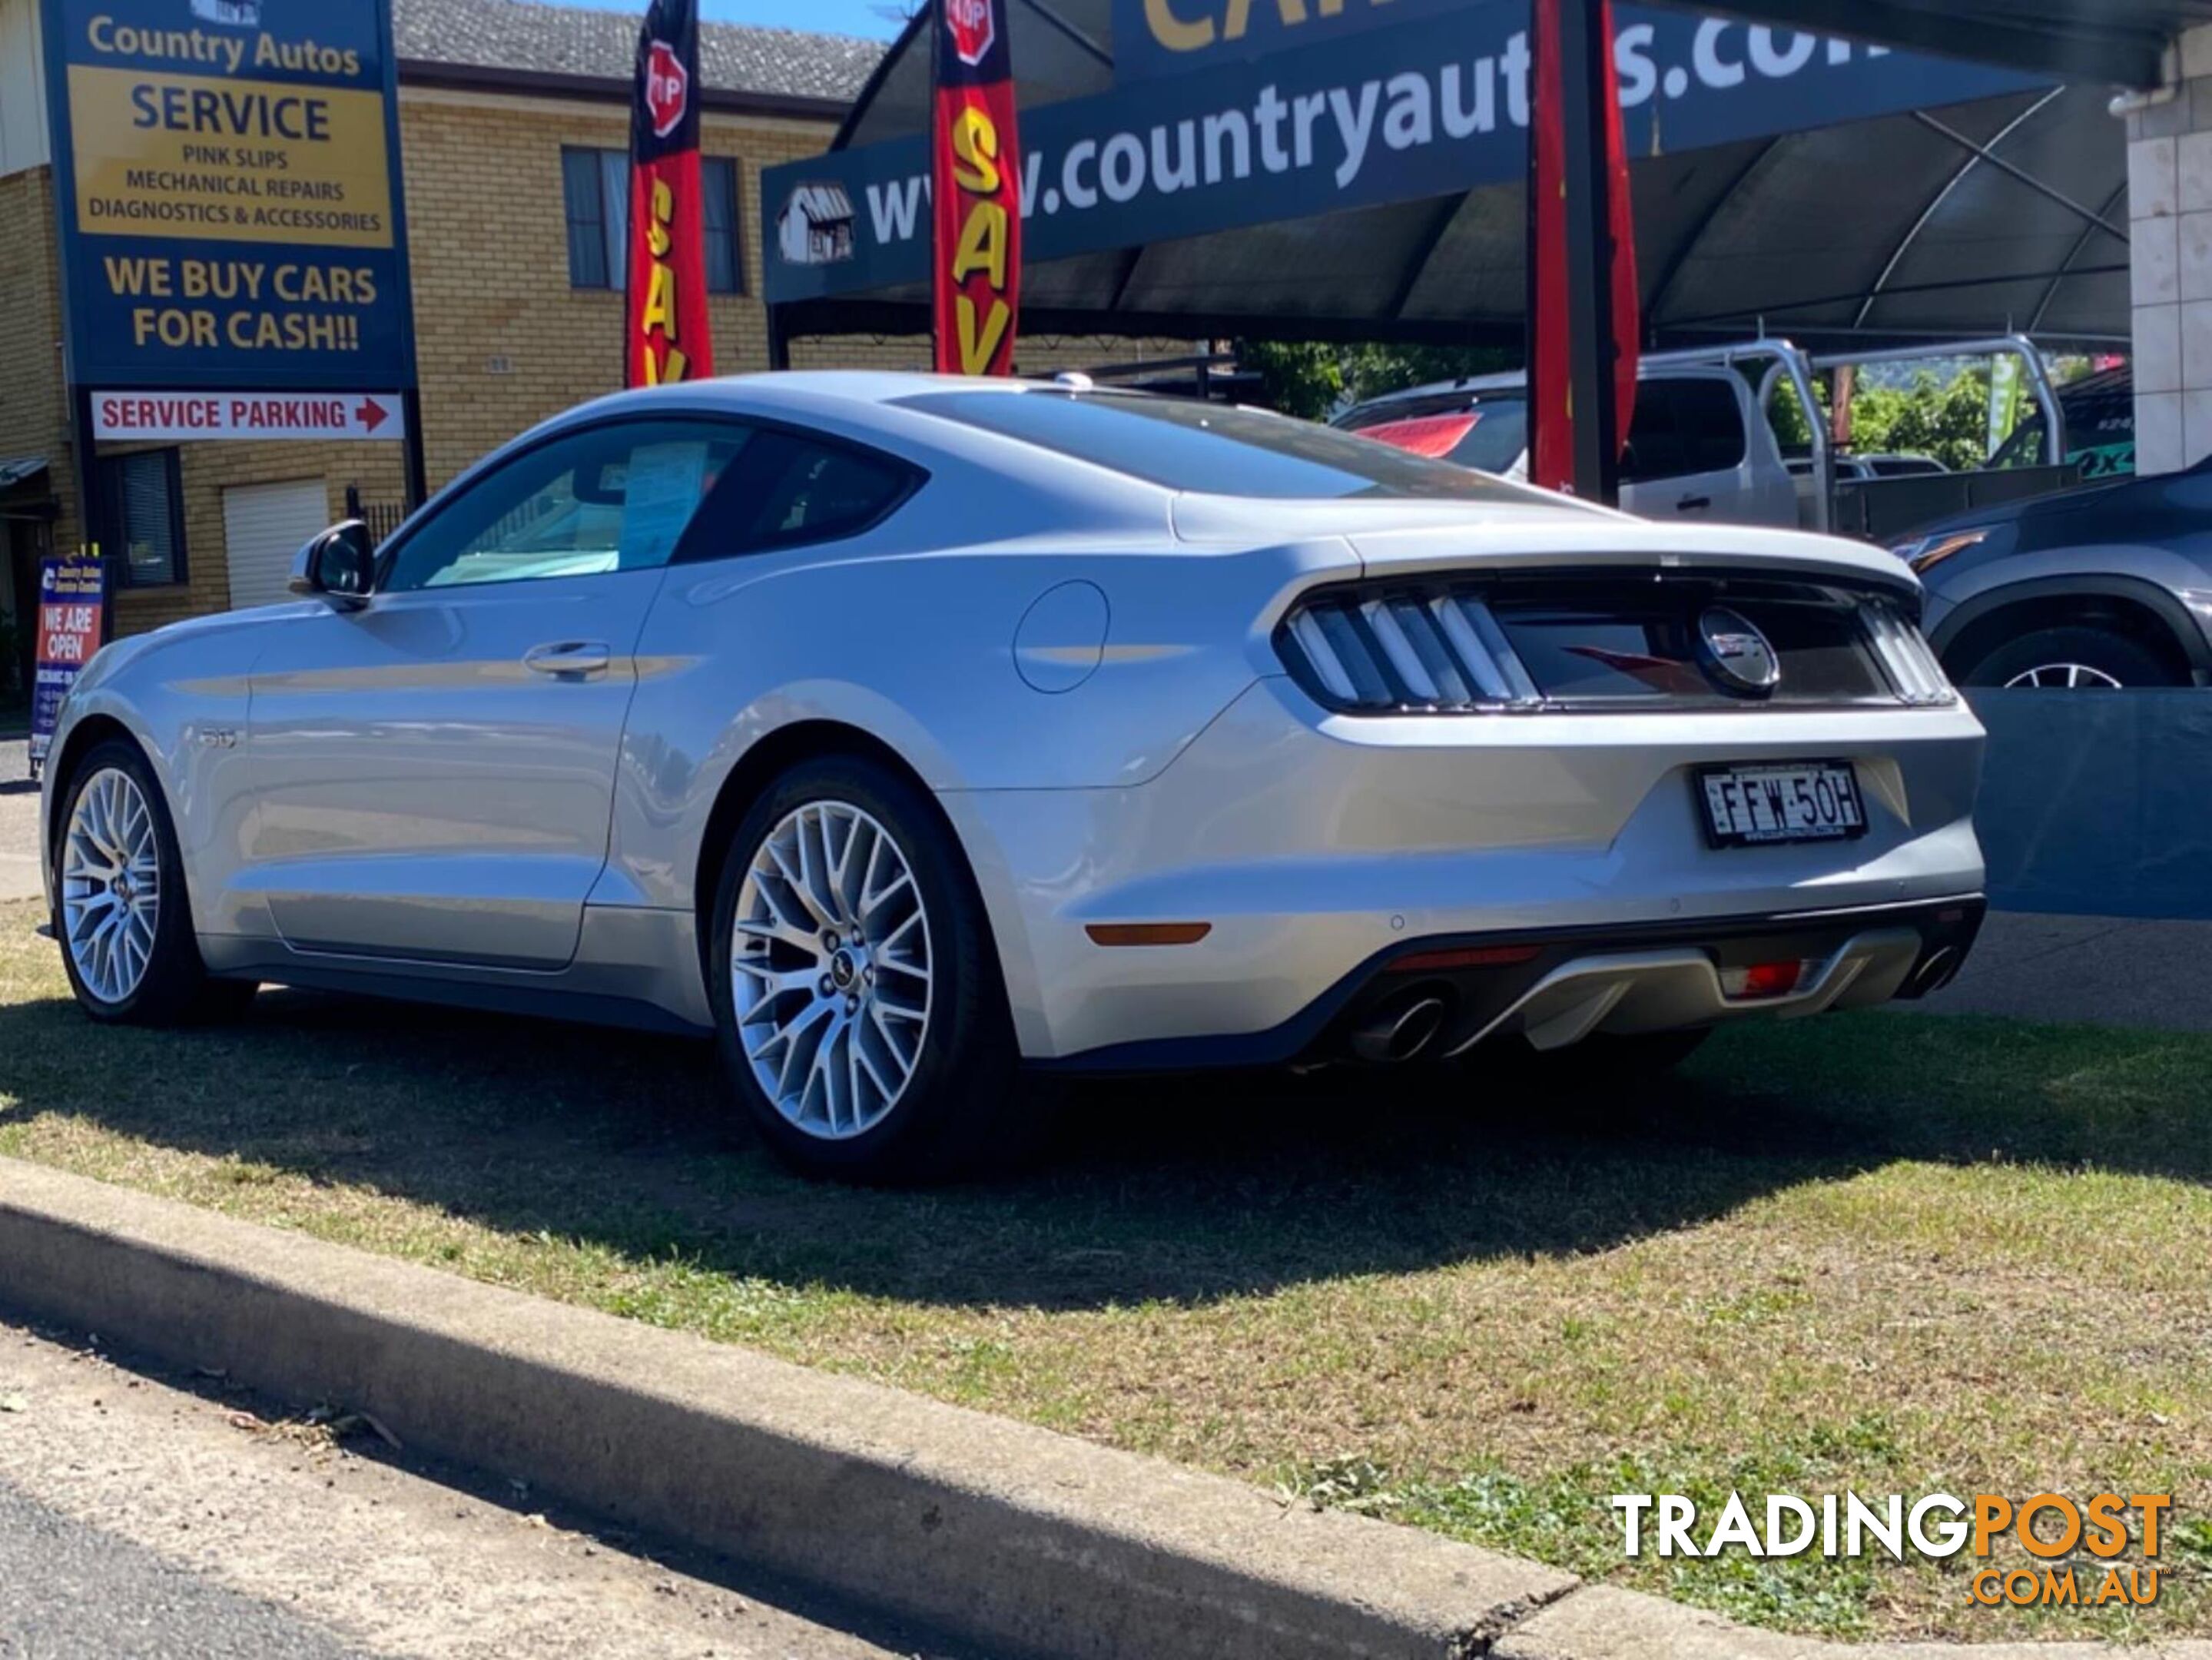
[
  {"left": 1907, "top": 945, "right": 1959, "bottom": 998},
  {"left": 1349, "top": 994, "right": 1449, "bottom": 1064}
]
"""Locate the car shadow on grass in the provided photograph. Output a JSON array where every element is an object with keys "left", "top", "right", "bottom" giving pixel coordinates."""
[{"left": 1, "top": 983, "right": 2206, "bottom": 1313}]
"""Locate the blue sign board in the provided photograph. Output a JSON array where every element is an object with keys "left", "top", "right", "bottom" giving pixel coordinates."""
[
  {"left": 28, "top": 549, "right": 110, "bottom": 777},
  {"left": 38, "top": 0, "right": 417, "bottom": 393},
  {"left": 764, "top": 2, "right": 2045, "bottom": 305}
]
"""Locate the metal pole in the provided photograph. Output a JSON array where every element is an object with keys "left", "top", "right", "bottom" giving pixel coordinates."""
[
  {"left": 400, "top": 387, "right": 429, "bottom": 510},
  {"left": 1554, "top": 0, "right": 1619, "bottom": 504},
  {"left": 68, "top": 389, "right": 102, "bottom": 566},
  {"left": 766, "top": 304, "right": 792, "bottom": 371}
]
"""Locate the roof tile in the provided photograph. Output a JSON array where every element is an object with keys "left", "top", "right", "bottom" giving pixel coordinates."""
[{"left": 393, "top": 0, "right": 886, "bottom": 105}]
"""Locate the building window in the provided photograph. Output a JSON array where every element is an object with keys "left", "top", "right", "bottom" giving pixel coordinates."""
[
  {"left": 101, "top": 450, "right": 186, "bottom": 588},
  {"left": 562, "top": 148, "right": 743, "bottom": 294}
]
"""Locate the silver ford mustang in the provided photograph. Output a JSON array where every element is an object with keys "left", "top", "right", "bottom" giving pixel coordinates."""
[{"left": 42, "top": 373, "right": 1986, "bottom": 1180}]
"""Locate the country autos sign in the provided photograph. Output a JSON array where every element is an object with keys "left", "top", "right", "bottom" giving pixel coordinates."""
[
  {"left": 763, "top": 2, "right": 2045, "bottom": 307},
  {"left": 38, "top": 0, "right": 418, "bottom": 393},
  {"left": 91, "top": 388, "right": 405, "bottom": 440}
]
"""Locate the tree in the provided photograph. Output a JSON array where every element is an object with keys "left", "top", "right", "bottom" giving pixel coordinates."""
[
  {"left": 1236, "top": 341, "right": 1342, "bottom": 422},
  {"left": 1769, "top": 365, "right": 1998, "bottom": 472},
  {"left": 1234, "top": 340, "right": 1517, "bottom": 420}
]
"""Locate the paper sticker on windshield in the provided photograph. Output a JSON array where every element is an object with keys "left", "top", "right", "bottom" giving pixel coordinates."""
[{"left": 1358, "top": 412, "right": 1479, "bottom": 459}]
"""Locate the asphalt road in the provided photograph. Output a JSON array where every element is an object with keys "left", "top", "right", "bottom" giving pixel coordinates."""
[
  {"left": 0, "top": 1480, "right": 373, "bottom": 1660},
  {"left": 0, "top": 1323, "right": 965, "bottom": 1660}
]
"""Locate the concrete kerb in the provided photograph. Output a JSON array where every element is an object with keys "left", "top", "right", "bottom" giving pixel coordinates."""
[
  {"left": 0, "top": 1156, "right": 1571, "bottom": 1660},
  {"left": 4, "top": 1157, "right": 2207, "bottom": 1660},
  {"left": 1491, "top": 1583, "right": 2212, "bottom": 1660}
]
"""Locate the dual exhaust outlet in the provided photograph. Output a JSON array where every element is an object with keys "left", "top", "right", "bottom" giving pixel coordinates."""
[
  {"left": 1347, "top": 991, "right": 1451, "bottom": 1064},
  {"left": 1341, "top": 935, "right": 1962, "bottom": 1065}
]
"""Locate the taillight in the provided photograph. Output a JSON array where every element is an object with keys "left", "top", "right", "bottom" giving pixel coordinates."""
[
  {"left": 1859, "top": 602, "right": 1955, "bottom": 706},
  {"left": 1276, "top": 591, "right": 1540, "bottom": 713}
]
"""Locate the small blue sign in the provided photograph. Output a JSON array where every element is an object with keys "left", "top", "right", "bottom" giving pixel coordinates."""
[{"left": 28, "top": 550, "right": 110, "bottom": 776}]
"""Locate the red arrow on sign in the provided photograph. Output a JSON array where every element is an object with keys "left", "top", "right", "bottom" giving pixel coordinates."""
[{"left": 353, "top": 398, "right": 389, "bottom": 434}]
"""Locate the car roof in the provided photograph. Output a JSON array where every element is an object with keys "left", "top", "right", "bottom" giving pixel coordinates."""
[{"left": 602, "top": 370, "right": 1046, "bottom": 411}]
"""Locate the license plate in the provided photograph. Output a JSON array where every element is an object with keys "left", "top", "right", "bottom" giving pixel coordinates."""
[{"left": 1698, "top": 761, "right": 1867, "bottom": 847}]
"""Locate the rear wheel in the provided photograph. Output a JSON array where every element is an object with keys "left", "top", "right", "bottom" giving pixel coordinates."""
[
  {"left": 1958, "top": 625, "right": 2181, "bottom": 689},
  {"left": 55, "top": 739, "right": 255, "bottom": 1025},
  {"left": 708, "top": 755, "right": 1020, "bottom": 1183}
]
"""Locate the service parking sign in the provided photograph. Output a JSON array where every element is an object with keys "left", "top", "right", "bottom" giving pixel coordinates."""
[
  {"left": 38, "top": 0, "right": 418, "bottom": 394},
  {"left": 92, "top": 388, "right": 405, "bottom": 440}
]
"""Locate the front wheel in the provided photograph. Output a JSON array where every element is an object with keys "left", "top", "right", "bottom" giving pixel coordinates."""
[
  {"left": 708, "top": 755, "right": 1020, "bottom": 1183},
  {"left": 54, "top": 739, "right": 255, "bottom": 1025},
  {"left": 1958, "top": 626, "right": 2183, "bottom": 689}
]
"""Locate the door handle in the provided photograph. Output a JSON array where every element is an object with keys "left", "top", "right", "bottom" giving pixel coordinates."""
[
  {"left": 522, "top": 640, "right": 611, "bottom": 678},
  {"left": 1676, "top": 496, "right": 1713, "bottom": 513}
]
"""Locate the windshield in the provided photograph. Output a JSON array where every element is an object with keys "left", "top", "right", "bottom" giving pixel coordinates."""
[
  {"left": 899, "top": 389, "right": 1537, "bottom": 502},
  {"left": 1337, "top": 392, "right": 1530, "bottom": 475}
]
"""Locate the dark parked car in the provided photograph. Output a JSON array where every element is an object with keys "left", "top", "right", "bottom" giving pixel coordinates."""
[
  {"left": 1987, "top": 364, "right": 2134, "bottom": 480},
  {"left": 1896, "top": 456, "right": 2212, "bottom": 689}
]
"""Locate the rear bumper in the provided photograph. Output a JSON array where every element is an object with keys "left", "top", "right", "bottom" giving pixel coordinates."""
[
  {"left": 945, "top": 677, "right": 1987, "bottom": 1063},
  {"left": 1038, "top": 896, "right": 1984, "bottom": 1071}
]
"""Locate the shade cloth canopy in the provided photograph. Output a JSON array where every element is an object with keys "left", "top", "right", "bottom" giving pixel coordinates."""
[{"left": 770, "top": 0, "right": 2178, "bottom": 348}]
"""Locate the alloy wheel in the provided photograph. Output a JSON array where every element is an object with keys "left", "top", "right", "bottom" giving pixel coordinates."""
[
  {"left": 61, "top": 766, "right": 161, "bottom": 1005},
  {"left": 2001, "top": 662, "right": 2124, "bottom": 689},
  {"left": 731, "top": 799, "right": 934, "bottom": 1140}
]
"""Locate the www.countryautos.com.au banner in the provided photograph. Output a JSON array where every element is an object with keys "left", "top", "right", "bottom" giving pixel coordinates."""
[
  {"left": 39, "top": 0, "right": 418, "bottom": 393},
  {"left": 762, "top": 2, "right": 2044, "bottom": 307}
]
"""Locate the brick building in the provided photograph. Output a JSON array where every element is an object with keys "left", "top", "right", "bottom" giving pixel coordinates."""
[{"left": 0, "top": 0, "right": 1169, "bottom": 687}]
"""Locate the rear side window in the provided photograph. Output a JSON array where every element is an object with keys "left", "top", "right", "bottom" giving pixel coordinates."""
[
  {"left": 1623, "top": 378, "right": 1746, "bottom": 483},
  {"left": 900, "top": 388, "right": 1537, "bottom": 503},
  {"left": 685, "top": 427, "right": 917, "bottom": 556}
]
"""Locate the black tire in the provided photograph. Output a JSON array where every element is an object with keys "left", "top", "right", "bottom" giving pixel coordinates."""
[
  {"left": 52, "top": 739, "right": 256, "bottom": 1026},
  {"left": 708, "top": 755, "right": 1021, "bottom": 1184},
  {"left": 1958, "top": 625, "right": 2181, "bottom": 689}
]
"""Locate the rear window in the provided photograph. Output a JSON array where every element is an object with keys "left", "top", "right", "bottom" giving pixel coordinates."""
[
  {"left": 1337, "top": 392, "right": 1530, "bottom": 475},
  {"left": 898, "top": 389, "right": 1535, "bottom": 502},
  {"left": 1623, "top": 377, "right": 1746, "bottom": 483}
]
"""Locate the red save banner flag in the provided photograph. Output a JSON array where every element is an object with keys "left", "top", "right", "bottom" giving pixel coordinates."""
[
  {"left": 931, "top": 0, "right": 1022, "bottom": 375},
  {"left": 626, "top": 0, "right": 714, "bottom": 387},
  {"left": 1527, "top": 0, "right": 1638, "bottom": 493}
]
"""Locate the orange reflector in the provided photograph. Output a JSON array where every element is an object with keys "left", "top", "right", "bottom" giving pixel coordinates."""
[
  {"left": 1086, "top": 922, "right": 1212, "bottom": 947},
  {"left": 1388, "top": 944, "right": 1542, "bottom": 974}
]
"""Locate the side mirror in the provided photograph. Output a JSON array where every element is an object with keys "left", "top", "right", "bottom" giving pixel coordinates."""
[{"left": 289, "top": 520, "right": 376, "bottom": 609}]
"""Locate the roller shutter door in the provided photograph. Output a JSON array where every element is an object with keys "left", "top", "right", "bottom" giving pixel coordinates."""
[{"left": 222, "top": 479, "right": 330, "bottom": 610}]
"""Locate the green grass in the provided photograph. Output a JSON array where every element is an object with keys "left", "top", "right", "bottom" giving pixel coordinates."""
[{"left": 2, "top": 898, "right": 2207, "bottom": 1641}]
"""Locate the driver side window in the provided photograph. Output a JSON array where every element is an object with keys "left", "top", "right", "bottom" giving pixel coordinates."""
[{"left": 383, "top": 419, "right": 751, "bottom": 593}]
